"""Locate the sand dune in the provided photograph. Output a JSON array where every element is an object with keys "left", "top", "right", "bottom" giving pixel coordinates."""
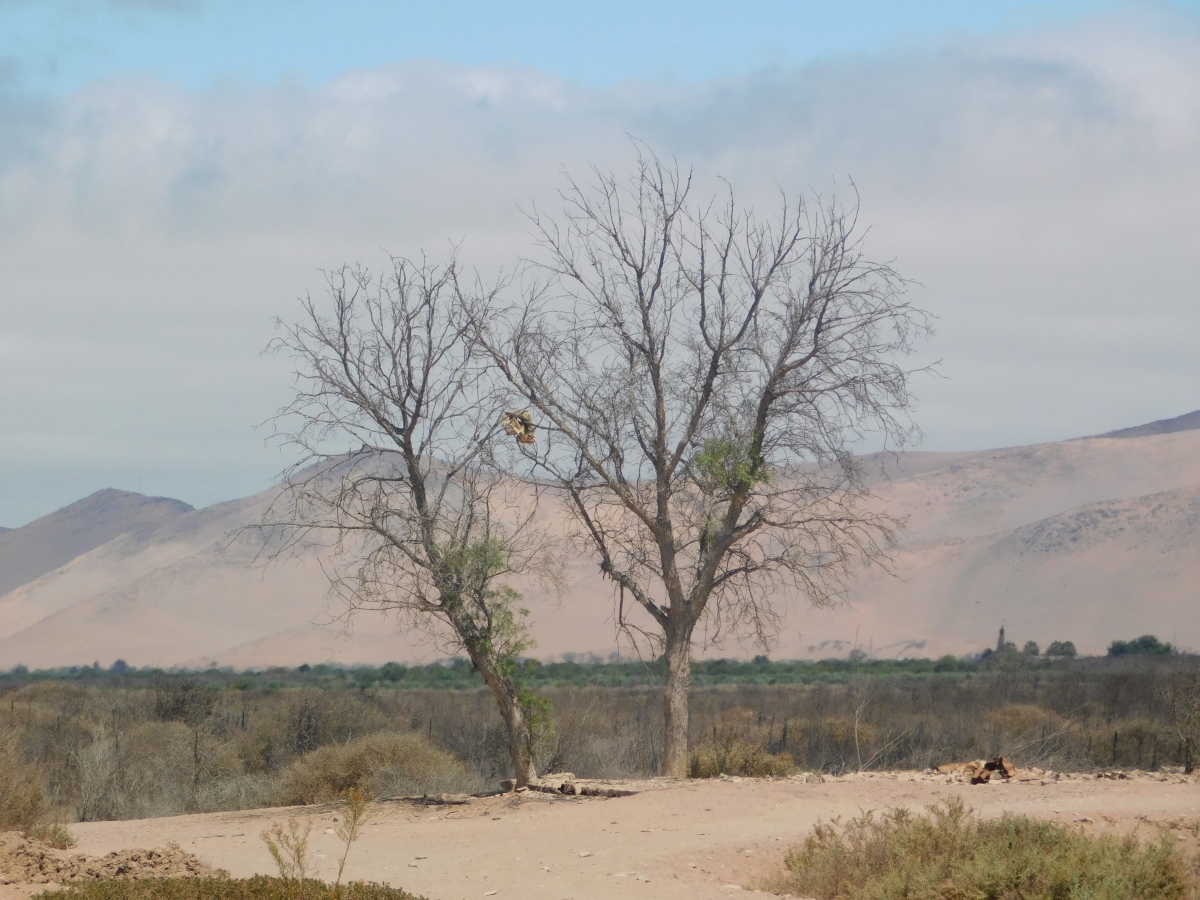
[
  {"left": 0, "top": 489, "right": 192, "bottom": 598},
  {"left": 792, "top": 481, "right": 1200, "bottom": 660},
  {"left": 0, "top": 417, "right": 1197, "bottom": 668}
]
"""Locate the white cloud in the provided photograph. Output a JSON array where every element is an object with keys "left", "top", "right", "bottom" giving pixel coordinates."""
[{"left": 2, "top": 8, "right": 1199, "bottom": 524}]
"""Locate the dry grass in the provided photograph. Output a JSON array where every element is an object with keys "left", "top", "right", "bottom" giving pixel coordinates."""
[
  {"left": 0, "top": 740, "right": 76, "bottom": 847},
  {"left": 689, "top": 732, "right": 794, "bottom": 778},
  {"left": 0, "top": 746, "right": 44, "bottom": 832},
  {"left": 779, "top": 797, "right": 1197, "bottom": 900}
]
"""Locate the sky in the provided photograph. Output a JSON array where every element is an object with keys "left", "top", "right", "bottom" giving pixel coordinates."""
[{"left": 2, "top": 1, "right": 1200, "bottom": 526}]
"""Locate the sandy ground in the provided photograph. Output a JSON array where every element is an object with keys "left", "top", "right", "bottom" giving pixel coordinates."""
[{"left": 4, "top": 772, "right": 1199, "bottom": 900}]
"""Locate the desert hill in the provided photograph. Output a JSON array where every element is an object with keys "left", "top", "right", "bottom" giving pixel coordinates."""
[
  {"left": 1094, "top": 409, "right": 1200, "bottom": 439},
  {"left": 802, "top": 476, "right": 1200, "bottom": 659},
  {"left": 0, "top": 489, "right": 193, "bottom": 598},
  {"left": 0, "top": 415, "right": 1198, "bottom": 668}
]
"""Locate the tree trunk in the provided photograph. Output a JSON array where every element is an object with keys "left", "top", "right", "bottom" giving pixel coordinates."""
[
  {"left": 662, "top": 622, "right": 693, "bottom": 778},
  {"left": 471, "top": 653, "right": 539, "bottom": 787}
]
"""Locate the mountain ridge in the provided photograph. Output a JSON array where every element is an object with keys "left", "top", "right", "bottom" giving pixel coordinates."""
[
  {"left": 0, "top": 489, "right": 194, "bottom": 598},
  {"left": 1091, "top": 409, "right": 1200, "bottom": 439},
  {"left": 2, "top": 417, "right": 1199, "bottom": 667}
]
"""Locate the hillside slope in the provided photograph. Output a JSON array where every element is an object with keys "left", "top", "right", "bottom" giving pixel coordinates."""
[
  {"left": 796, "top": 480, "right": 1200, "bottom": 659},
  {"left": 1094, "top": 409, "right": 1200, "bottom": 439},
  {"left": 0, "top": 489, "right": 193, "bottom": 598},
  {"left": 1, "top": 421, "right": 1198, "bottom": 667}
]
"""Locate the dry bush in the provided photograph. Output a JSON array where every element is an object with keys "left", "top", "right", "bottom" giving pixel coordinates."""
[
  {"left": 0, "top": 740, "right": 47, "bottom": 832},
  {"left": 534, "top": 688, "right": 661, "bottom": 778},
  {"left": 193, "top": 774, "right": 272, "bottom": 814},
  {"left": 0, "top": 737, "right": 75, "bottom": 847},
  {"left": 271, "top": 732, "right": 481, "bottom": 805},
  {"left": 1165, "top": 664, "right": 1200, "bottom": 774},
  {"left": 27, "top": 822, "right": 78, "bottom": 849},
  {"left": 261, "top": 816, "right": 313, "bottom": 884},
  {"left": 74, "top": 721, "right": 208, "bottom": 821},
  {"left": 3, "top": 656, "right": 1198, "bottom": 825},
  {"left": 393, "top": 690, "right": 511, "bottom": 782},
  {"left": 689, "top": 732, "right": 794, "bottom": 778},
  {"left": 152, "top": 678, "right": 216, "bottom": 725},
  {"left": 333, "top": 788, "right": 373, "bottom": 888},
  {"left": 779, "top": 797, "right": 1194, "bottom": 900}
]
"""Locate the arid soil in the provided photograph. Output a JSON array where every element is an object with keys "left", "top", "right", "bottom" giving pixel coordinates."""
[
  {"left": 3, "top": 772, "right": 1198, "bottom": 900},
  {"left": 0, "top": 831, "right": 225, "bottom": 889}
]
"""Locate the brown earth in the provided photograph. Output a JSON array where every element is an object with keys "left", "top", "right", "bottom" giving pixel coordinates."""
[
  {"left": 2, "top": 772, "right": 1197, "bottom": 900},
  {"left": 0, "top": 830, "right": 225, "bottom": 887}
]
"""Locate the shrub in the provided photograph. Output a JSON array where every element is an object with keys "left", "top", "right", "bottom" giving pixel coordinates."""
[
  {"left": 333, "top": 788, "right": 373, "bottom": 888},
  {"left": 28, "top": 821, "right": 78, "bottom": 849},
  {"left": 0, "top": 741, "right": 76, "bottom": 847},
  {"left": 779, "top": 797, "right": 1194, "bottom": 900},
  {"left": 689, "top": 733, "right": 794, "bottom": 778},
  {"left": 1045, "top": 640, "right": 1077, "bottom": 657},
  {"left": 1165, "top": 665, "right": 1200, "bottom": 775},
  {"left": 271, "top": 732, "right": 480, "bottom": 805},
  {"left": 261, "top": 816, "right": 313, "bottom": 884},
  {"left": 30, "top": 877, "right": 424, "bottom": 899},
  {"left": 153, "top": 677, "right": 217, "bottom": 725},
  {"left": 0, "top": 746, "right": 45, "bottom": 834},
  {"left": 1110, "top": 635, "right": 1173, "bottom": 656}
]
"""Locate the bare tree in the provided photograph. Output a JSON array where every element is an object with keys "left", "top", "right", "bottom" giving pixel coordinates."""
[
  {"left": 1165, "top": 662, "right": 1200, "bottom": 774},
  {"left": 481, "top": 151, "right": 930, "bottom": 777},
  {"left": 261, "top": 256, "right": 557, "bottom": 787}
]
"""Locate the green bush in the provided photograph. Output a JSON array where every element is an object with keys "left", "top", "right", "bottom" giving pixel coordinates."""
[
  {"left": 1045, "top": 640, "right": 1077, "bottom": 657},
  {"left": 780, "top": 797, "right": 1194, "bottom": 900},
  {"left": 1110, "top": 635, "right": 1174, "bottom": 656},
  {"left": 32, "top": 876, "right": 423, "bottom": 900},
  {"left": 271, "top": 732, "right": 480, "bottom": 805},
  {"left": 689, "top": 733, "right": 794, "bottom": 778}
]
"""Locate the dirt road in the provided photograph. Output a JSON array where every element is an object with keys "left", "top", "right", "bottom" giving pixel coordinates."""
[{"left": 7, "top": 773, "right": 1200, "bottom": 900}]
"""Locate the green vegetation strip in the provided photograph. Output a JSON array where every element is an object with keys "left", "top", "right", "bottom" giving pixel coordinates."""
[
  {"left": 2, "top": 636, "right": 1184, "bottom": 690},
  {"left": 782, "top": 798, "right": 1195, "bottom": 900},
  {"left": 0, "top": 655, "right": 1034, "bottom": 691},
  {"left": 34, "top": 877, "right": 424, "bottom": 900}
]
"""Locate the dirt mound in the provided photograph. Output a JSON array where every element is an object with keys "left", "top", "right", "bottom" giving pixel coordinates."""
[{"left": 0, "top": 832, "right": 227, "bottom": 885}]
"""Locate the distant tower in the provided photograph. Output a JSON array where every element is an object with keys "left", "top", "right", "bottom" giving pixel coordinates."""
[{"left": 996, "top": 625, "right": 1006, "bottom": 654}]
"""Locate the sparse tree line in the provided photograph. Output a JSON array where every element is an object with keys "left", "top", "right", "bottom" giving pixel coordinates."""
[
  {"left": 3, "top": 654, "right": 1199, "bottom": 826},
  {"left": 0, "top": 635, "right": 1185, "bottom": 691}
]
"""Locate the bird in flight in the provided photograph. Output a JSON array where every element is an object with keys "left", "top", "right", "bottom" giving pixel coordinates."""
[{"left": 500, "top": 410, "right": 537, "bottom": 444}]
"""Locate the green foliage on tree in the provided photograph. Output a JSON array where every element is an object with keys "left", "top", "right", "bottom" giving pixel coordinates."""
[
  {"left": 1045, "top": 641, "right": 1077, "bottom": 658},
  {"left": 691, "top": 435, "right": 772, "bottom": 494},
  {"left": 1109, "top": 635, "right": 1173, "bottom": 656}
]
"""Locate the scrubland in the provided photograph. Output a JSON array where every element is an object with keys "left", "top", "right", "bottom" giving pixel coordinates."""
[
  {"left": 1, "top": 653, "right": 1197, "bottom": 826},
  {"left": 778, "top": 796, "right": 1197, "bottom": 900}
]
